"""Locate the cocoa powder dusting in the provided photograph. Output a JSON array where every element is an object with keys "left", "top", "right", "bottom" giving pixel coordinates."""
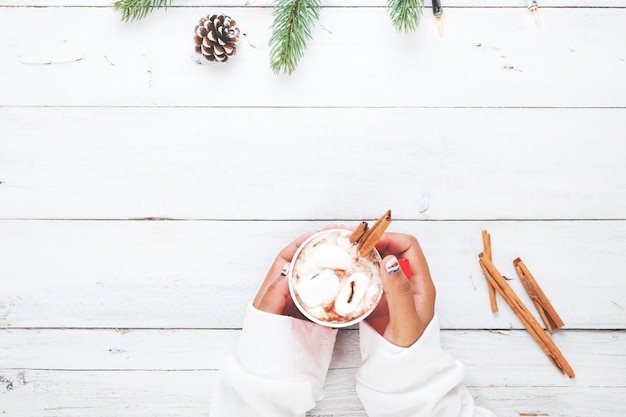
[
  {"left": 323, "top": 300, "right": 344, "bottom": 322},
  {"left": 334, "top": 269, "right": 348, "bottom": 279}
]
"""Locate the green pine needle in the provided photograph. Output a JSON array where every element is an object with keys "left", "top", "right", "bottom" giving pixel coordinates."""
[
  {"left": 269, "top": 0, "right": 321, "bottom": 75},
  {"left": 387, "top": 0, "right": 424, "bottom": 32},
  {"left": 113, "top": 0, "right": 173, "bottom": 22}
]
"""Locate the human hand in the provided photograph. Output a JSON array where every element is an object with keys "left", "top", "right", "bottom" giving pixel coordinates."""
[
  {"left": 365, "top": 232, "right": 436, "bottom": 347},
  {"left": 252, "top": 231, "right": 316, "bottom": 318}
]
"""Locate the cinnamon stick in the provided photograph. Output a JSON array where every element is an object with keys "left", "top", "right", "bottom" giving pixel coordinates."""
[
  {"left": 479, "top": 253, "right": 575, "bottom": 378},
  {"left": 514, "top": 261, "right": 552, "bottom": 334},
  {"left": 358, "top": 210, "right": 392, "bottom": 257},
  {"left": 481, "top": 230, "right": 498, "bottom": 313},
  {"left": 514, "top": 257, "right": 564, "bottom": 334},
  {"left": 349, "top": 221, "right": 369, "bottom": 244}
]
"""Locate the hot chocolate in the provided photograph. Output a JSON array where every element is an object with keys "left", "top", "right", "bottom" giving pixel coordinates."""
[{"left": 288, "top": 229, "right": 383, "bottom": 327}]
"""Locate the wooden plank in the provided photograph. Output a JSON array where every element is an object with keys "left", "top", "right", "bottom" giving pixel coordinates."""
[
  {"left": 0, "top": 368, "right": 623, "bottom": 417},
  {"left": 1, "top": 107, "right": 625, "bottom": 220},
  {"left": 1, "top": 220, "right": 625, "bottom": 329},
  {"left": 0, "top": 369, "right": 214, "bottom": 417},
  {"left": 1, "top": 328, "right": 624, "bottom": 386},
  {"left": 1, "top": 8, "right": 625, "bottom": 107}
]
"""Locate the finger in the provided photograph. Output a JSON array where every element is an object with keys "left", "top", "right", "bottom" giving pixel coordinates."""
[
  {"left": 256, "top": 274, "right": 291, "bottom": 315},
  {"left": 380, "top": 255, "right": 424, "bottom": 347},
  {"left": 278, "top": 230, "right": 318, "bottom": 263},
  {"left": 253, "top": 231, "right": 316, "bottom": 308},
  {"left": 376, "top": 232, "right": 436, "bottom": 313},
  {"left": 376, "top": 232, "right": 424, "bottom": 265},
  {"left": 364, "top": 294, "right": 390, "bottom": 336}
]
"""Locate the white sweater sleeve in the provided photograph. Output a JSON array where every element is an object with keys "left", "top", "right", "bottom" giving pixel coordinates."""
[
  {"left": 356, "top": 314, "right": 496, "bottom": 417},
  {"left": 209, "top": 303, "right": 338, "bottom": 417}
]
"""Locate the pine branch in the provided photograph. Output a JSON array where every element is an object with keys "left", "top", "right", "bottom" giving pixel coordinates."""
[
  {"left": 113, "top": 0, "right": 173, "bottom": 22},
  {"left": 269, "top": 0, "right": 321, "bottom": 75},
  {"left": 387, "top": 0, "right": 424, "bottom": 32}
]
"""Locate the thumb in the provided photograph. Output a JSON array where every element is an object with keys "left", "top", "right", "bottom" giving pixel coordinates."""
[{"left": 380, "top": 255, "right": 423, "bottom": 347}]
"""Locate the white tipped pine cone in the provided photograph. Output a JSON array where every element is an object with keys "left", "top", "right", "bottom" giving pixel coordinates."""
[{"left": 194, "top": 14, "right": 240, "bottom": 63}]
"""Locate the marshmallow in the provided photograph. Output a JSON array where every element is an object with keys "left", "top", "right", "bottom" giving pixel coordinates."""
[
  {"left": 334, "top": 272, "right": 369, "bottom": 316},
  {"left": 296, "top": 268, "right": 340, "bottom": 308},
  {"left": 312, "top": 243, "right": 354, "bottom": 270}
]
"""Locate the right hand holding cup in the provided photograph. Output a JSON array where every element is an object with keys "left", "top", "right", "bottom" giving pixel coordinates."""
[{"left": 365, "top": 232, "right": 436, "bottom": 347}]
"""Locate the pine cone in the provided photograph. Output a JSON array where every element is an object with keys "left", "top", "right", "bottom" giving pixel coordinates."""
[{"left": 194, "top": 14, "right": 240, "bottom": 63}]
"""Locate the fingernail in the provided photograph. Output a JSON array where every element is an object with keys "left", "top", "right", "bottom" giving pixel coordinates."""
[
  {"left": 280, "top": 263, "right": 290, "bottom": 277},
  {"left": 398, "top": 258, "right": 411, "bottom": 277},
  {"left": 385, "top": 256, "right": 400, "bottom": 275}
]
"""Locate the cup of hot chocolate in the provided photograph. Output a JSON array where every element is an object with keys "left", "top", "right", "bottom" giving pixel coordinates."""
[{"left": 288, "top": 228, "right": 384, "bottom": 327}]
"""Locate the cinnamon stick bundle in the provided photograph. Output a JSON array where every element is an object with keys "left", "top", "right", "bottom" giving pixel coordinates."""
[
  {"left": 357, "top": 210, "right": 392, "bottom": 257},
  {"left": 479, "top": 253, "right": 575, "bottom": 378},
  {"left": 514, "top": 257, "right": 564, "bottom": 335},
  {"left": 481, "top": 230, "right": 498, "bottom": 313}
]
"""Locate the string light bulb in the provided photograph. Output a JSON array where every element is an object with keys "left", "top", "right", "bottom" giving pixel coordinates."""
[
  {"left": 432, "top": 0, "right": 443, "bottom": 37},
  {"left": 526, "top": 0, "right": 540, "bottom": 25}
]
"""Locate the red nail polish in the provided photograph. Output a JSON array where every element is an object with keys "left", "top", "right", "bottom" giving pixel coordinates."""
[{"left": 398, "top": 258, "right": 411, "bottom": 277}]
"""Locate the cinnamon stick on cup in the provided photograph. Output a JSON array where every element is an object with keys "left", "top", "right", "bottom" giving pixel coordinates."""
[
  {"left": 350, "top": 221, "right": 369, "bottom": 244},
  {"left": 357, "top": 210, "right": 392, "bottom": 257}
]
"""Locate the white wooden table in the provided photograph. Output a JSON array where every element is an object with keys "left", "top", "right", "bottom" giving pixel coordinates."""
[{"left": 1, "top": 0, "right": 625, "bottom": 415}]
